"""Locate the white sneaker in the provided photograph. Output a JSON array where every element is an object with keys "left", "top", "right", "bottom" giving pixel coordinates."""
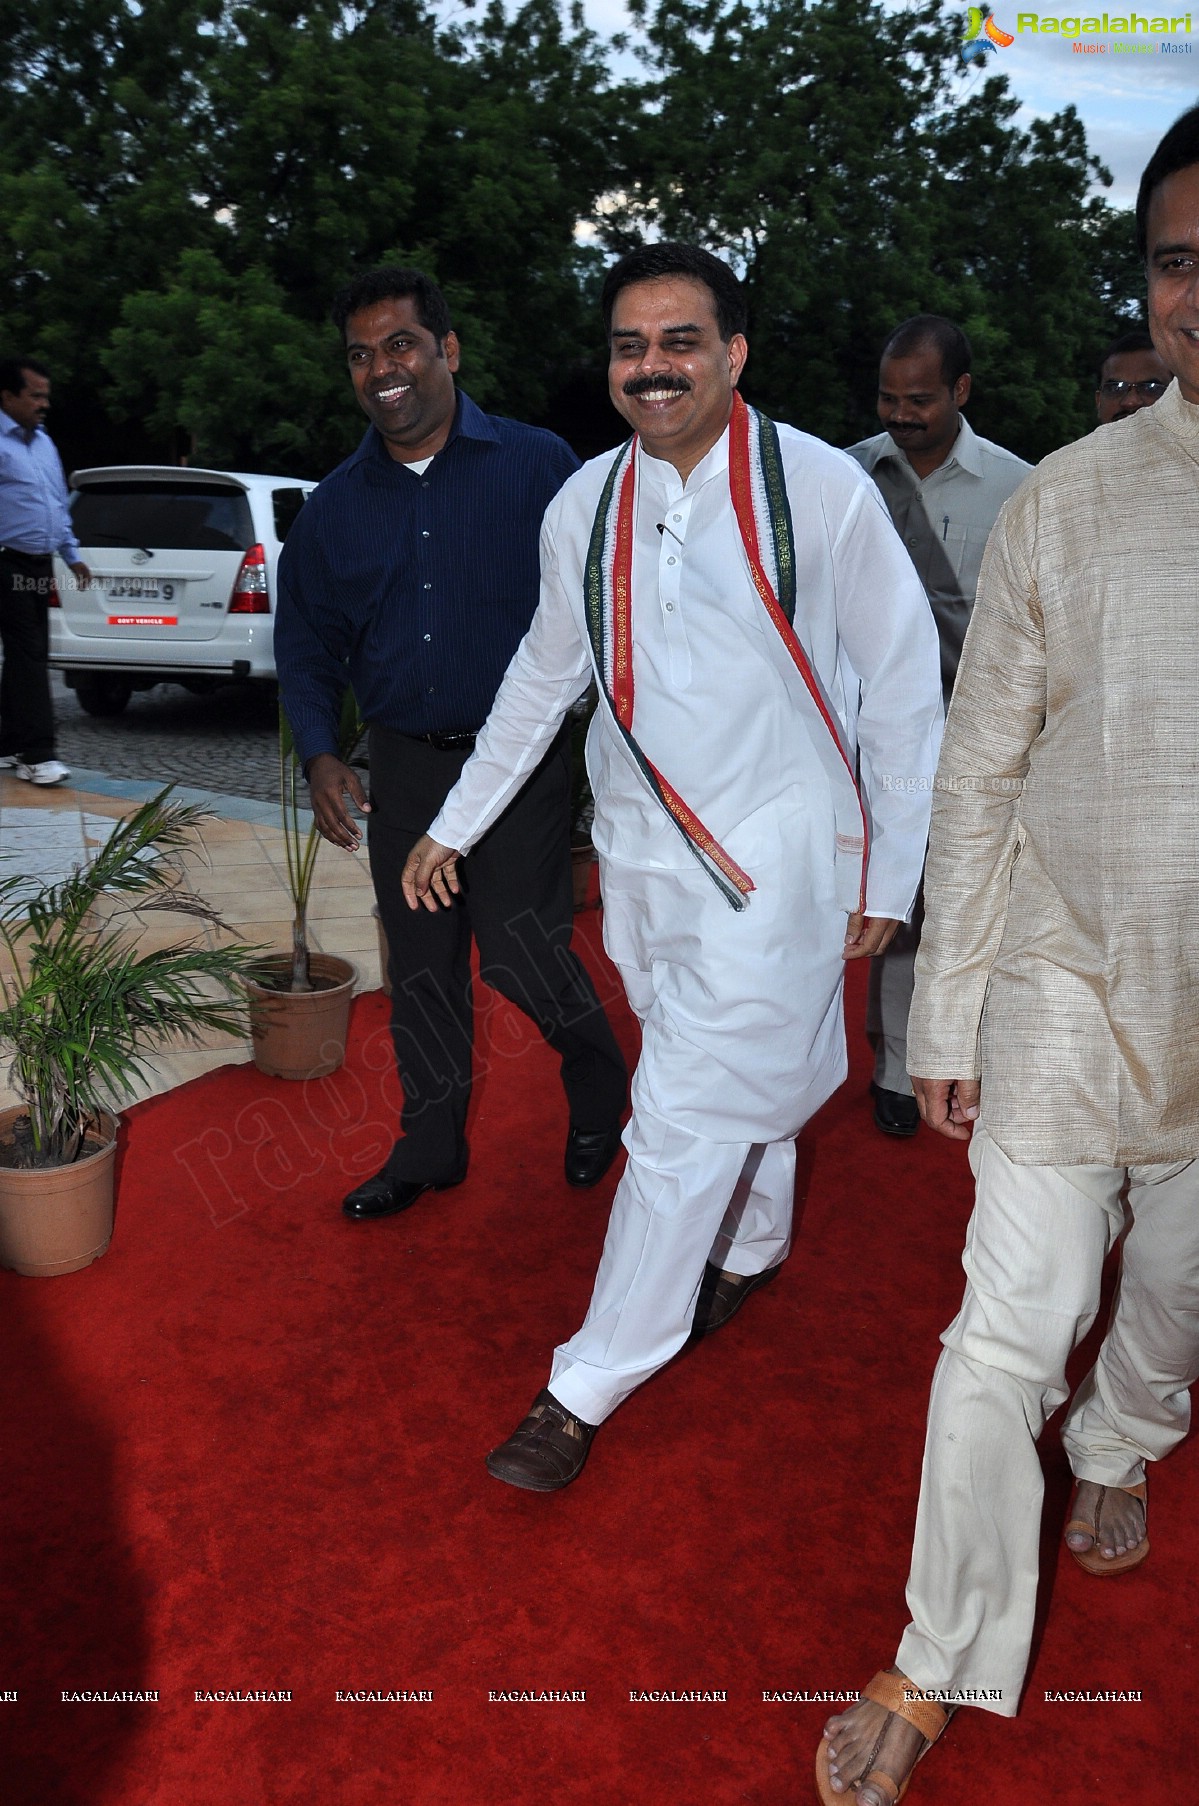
[
  {"left": 14, "top": 759, "right": 71, "bottom": 785},
  {"left": 0, "top": 755, "right": 17, "bottom": 769}
]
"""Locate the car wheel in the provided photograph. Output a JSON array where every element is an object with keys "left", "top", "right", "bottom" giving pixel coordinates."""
[{"left": 73, "top": 676, "right": 133, "bottom": 717}]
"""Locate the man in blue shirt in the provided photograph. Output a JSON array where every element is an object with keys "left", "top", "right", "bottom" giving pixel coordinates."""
[
  {"left": 0, "top": 357, "right": 90, "bottom": 785},
  {"left": 275, "top": 267, "right": 628, "bottom": 1218}
]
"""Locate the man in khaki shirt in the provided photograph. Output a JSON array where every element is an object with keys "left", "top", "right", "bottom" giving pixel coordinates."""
[
  {"left": 848, "top": 319, "right": 1030, "bottom": 1137},
  {"left": 817, "top": 105, "right": 1199, "bottom": 1806}
]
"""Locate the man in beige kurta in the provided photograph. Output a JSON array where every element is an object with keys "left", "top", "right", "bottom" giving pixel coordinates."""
[{"left": 818, "top": 102, "right": 1199, "bottom": 1806}]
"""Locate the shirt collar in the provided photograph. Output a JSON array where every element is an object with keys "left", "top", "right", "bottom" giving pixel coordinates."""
[
  {"left": 0, "top": 410, "right": 38, "bottom": 444},
  {"left": 865, "top": 414, "right": 982, "bottom": 480},
  {"left": 347, "top": 387, "right": 498, "bottom": 472}
]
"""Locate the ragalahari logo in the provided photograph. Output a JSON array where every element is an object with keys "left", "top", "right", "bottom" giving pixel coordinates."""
[{"left": 962, "top": 7, "right": 1016, "bottom": 58}]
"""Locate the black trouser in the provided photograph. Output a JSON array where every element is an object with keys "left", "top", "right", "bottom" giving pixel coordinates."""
[
  {"left": 0, "top": 551, "right": 56, "bottom": 763},
  {"left": 367, "top": 722, "right": 628, "bottom": 1182}
]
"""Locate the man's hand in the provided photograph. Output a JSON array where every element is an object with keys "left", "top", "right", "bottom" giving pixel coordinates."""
[
  {"left": 402, "top": 834, "right": 462, "bottom": 911},
  {"left": 912, "top": 1076, "right": 980, "bottom": 1141},
  {"left": 68, "top": 561, "right": 91, "bottom": 587},
  {"left": 308, "top": 752, "right": 370, "bottom": 850},
  {"left": 842, "top": 913, "right": 901, "bottom": 961}
]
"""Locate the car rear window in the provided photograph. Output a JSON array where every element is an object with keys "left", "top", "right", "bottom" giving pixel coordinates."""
[
  {"left": 71, "top": 482, "right": 255, "bottom": 552},
  {"left": 272, "top": 488, "right": 307, "bottom": 543}
]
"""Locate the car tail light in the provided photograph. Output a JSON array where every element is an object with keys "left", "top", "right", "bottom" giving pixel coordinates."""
[{"left": 229, "top": 543, "right": 269, "bottom": 613}]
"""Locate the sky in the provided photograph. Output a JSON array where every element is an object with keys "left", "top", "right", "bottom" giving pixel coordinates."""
[{"left": 582, "top": 0, "right": 1198, "bottom": 209}]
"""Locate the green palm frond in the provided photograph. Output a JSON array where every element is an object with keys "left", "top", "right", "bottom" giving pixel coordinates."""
[{"left": 0, "top": 791, "right": 265, "bottom": 1168}]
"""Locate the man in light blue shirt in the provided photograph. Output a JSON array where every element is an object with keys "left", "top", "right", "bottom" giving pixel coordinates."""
[{"left": 0, "top": 356, "right": 90, "bottom": 784}]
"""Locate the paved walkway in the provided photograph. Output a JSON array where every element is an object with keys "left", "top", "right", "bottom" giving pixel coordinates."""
[{"left": 0, "top": 769, "right": 381, "bottom": 1114}]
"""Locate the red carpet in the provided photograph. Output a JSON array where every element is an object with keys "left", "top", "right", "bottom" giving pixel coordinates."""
[{"left": 1, "top": 905, "right": 1192, "bottom": 1805}]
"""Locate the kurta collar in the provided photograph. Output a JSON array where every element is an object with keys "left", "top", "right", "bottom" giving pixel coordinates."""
[
  {"left": 1150, "top": 378, "right": 1199, "bottom": 454},
  {"left": 636, "top": 422, "right": 731, "bottom": 501}
]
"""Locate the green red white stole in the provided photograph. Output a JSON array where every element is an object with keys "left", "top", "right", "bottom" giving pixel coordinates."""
[{"left": 583, "top": 390, "right": 868, "bottom": 913}]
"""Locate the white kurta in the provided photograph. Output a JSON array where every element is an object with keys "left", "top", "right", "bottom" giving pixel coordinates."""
[
  {"left": 431, "top": 418, "right": 941, "bottom": 1421},
  {"left": 432, "top": 422, "right": 942, "bottom": 1143}
]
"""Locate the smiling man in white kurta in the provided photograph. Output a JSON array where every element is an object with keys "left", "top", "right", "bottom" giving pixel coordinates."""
[{"left": 402, "top": 244, "right": 942, "bottom": 1491}]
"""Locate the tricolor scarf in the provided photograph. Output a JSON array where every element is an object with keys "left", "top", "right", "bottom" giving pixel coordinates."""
[{"left": 583, "top": 391, "right": 868, "bottom": 912}]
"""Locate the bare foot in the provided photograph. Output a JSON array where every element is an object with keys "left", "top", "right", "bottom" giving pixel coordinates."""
[
  {"left": 820, "top": 1669, "right": 934, "bottom": 1804},
  {"left": 1065, "top": 1481, "right": 1147, "bottom": 1563}
]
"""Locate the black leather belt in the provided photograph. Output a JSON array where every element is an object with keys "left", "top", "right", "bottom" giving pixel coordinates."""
[
  {"left": 418, "top": 731, "right": 477, "bottom": 751},
  {"left": 0, "top": 545, "right": 52, "bottom": 569}
]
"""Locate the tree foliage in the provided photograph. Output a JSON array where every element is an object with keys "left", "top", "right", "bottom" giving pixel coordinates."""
[
  {"left": 609, "top": 0, "right": 1140, "bottom": 459},
  {"left": 0, "top": 0, "right": 1149, "bottom": 473}
]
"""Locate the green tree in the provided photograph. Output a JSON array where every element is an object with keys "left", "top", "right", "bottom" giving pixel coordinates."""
[
  {"left": 2, "top": 0, "right": 619, "bottom": 470},
  {"left": 607, "top": 0, "right": 1142, "bottom": 461},
  {"left": 0, "top": 0, "right": 1150, "bottom": 470}
]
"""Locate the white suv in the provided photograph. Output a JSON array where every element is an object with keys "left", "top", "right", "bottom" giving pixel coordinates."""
[{"left": 49, "top": 466, "right": 318, "bottom": 716}]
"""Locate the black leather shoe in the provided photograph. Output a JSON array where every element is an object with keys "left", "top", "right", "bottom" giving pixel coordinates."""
[
  {"left": 341, "top": 1158, "right": 467, "bottom": 1220},
  {"left": 485, "top": 1389, "right": 597, "bottom": 1492},
  {"left": 871, "top": 1083, "right": 919, "bottom": 1138},
  {"left": 690, "top": 1260, "right": 782, "bottom": 1340},
  {"left": 564, "top": 1122, "right": 623, "bottom": 1188}
]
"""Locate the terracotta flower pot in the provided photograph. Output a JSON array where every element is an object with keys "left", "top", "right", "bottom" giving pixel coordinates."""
[
  {"left": 0, "top": 1107, "right": 118, "bottom": 1278},
  {"left": 246, "top": 953, "right": 356, "bottom": 1080}
]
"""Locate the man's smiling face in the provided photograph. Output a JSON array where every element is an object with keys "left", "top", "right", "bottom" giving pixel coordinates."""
[
  {"left": 607, "top": 276, "right": 747, "bottom": 481},
  {"left": 345, "top": 296, "right": 460, "bottom": 461},
  {"left": 1147, "top": 162, "right": 1199, "bottom": 405}
]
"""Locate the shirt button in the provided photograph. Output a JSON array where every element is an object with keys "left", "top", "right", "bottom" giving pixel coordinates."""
[
  {"left": 672, "top": 513, "right": 681, "bottom": 523},
  {"left": 423, "top": 581, "right": 432, "bottom": 589},
  {"left": 421, "top": 530, "right": 430, "bottom": 539},
  {"left": 667, "top": 556, "right": 677, "bottom": 566},
  {"left": 665, "top": 602, "right": 674, "bottom": 612},
  {"left": 423, "top": 633, "right": 431, "bottom": 642}
]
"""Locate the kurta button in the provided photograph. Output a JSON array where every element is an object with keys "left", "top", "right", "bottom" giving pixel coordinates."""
[
  {"left": 423, "top": 633, "right": 431, "bottom": 641},
  {"left": 422, "top": 530, "right": 430, "bottom": 539},
  {"left": 424, "top": 581, "right": 432, "bottom": 589}
]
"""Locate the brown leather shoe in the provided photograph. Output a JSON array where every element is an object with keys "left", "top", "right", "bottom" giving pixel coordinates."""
[
  {"left": 485, "top": 1389, "right": 597, "bottom": 1492},
  {"left": 690, "top": 1260, "right": 782, "bottom": 1339}
]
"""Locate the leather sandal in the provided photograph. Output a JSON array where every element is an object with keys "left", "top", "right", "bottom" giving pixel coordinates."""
[
  {"left": 1065, "top": 1479, "right": 1149, "bottom": 1576},
  {"left": 816, "top": 1669, "right": 951, "bottom": 1806}
]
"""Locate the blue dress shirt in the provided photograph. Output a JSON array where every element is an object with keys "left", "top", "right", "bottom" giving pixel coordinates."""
[
  {"left": 274, "top": 391, "right": 580, "bottom": 768},
  {"left": 0, "top": 412, "right": 81, "bottom": 562}
]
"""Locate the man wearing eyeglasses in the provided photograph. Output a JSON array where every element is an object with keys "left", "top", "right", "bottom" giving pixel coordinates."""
[{"left": 1095, "top": 329, "right": 1171, "bottom": 424}]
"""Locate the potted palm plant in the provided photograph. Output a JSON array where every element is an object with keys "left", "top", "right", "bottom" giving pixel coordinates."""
[
  {"left": 0, "top": 790, "right": 262, "bottom": 1276},
  {"left": 244, "top": 690, "right": 364, "bottom": 1080}
]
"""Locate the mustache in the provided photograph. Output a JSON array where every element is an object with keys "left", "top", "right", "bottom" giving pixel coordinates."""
[{"left": 622, "top": 375, "right": 691, "bottom": 398}]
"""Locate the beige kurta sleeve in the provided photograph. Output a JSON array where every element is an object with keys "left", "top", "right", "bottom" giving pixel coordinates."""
[{"left": 906, "top": 486, "right": 1046, "bottom": 1080}]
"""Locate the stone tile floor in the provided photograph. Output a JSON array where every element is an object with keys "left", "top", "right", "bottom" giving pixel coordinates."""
[{"left": 0, "top": 772, "right": 381, "bottom": 1114}]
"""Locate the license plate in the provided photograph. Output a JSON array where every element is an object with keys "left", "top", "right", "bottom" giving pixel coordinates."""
[
  {"left": 100, "top": 577, "right": 177, "bottom": 602},
  {"left": 108, "top": 614, "right": 178, "bottom": 626}
]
